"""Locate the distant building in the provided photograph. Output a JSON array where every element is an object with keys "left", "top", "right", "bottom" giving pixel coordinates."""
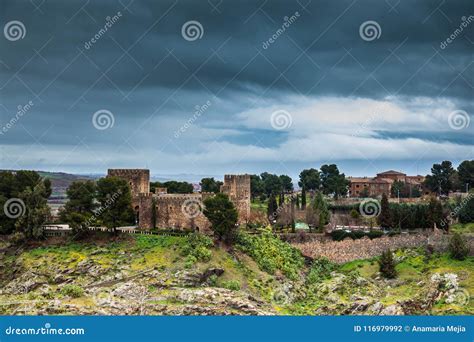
[{"left": 348, "top": 170, "right": 426, "bottom": 198}]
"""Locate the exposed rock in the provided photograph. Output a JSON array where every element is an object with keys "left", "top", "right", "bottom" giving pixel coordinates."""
[{"left": 380, "top": 304, "right": 404, "bottom": 315}]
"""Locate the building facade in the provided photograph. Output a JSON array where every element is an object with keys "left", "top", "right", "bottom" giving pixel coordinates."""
[
  {"left": 107, "top": 169, "right": 251, "bottom": 231},
  {"left": 348, "top": 170, "right": 425, "bottom": 198}
]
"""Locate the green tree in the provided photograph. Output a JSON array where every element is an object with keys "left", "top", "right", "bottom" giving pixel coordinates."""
[
  {"left": 458, "top": 192, "right": 474, "bottom": 224},
  {"left": 427, "top": 197, "right": 444, "bottom": 229},
  {"left": 60, "top": 180, "right": 97, "bottom": 238},
  {"left": 298, "top": 168, "right": 320, "bottom": 192},
  {"left": 200, "top": 177, "right": 222, "bottom": 193},
  {"left": 301, "top": 187, "right": 307, "bottom": 209},
  {"left": 96, "top": 177, "right": 134, "bottom": 234},
  {"left": 150, "top": 180, "right": 194, "bottom": 194},
  {"left": 16, "top": 182, "right": 51, "bottom": 239},
  {"left": 0, "top": 170, "right": 51, "bottom": 236},
  {"left": 448, "top": 233, "right": 469, "bottom": 260},
  {"left": 359, "top": 187, "right": 369, "bottom": 198},
  {"left": 424, "top": 161, "right": 455, "bottom": 195},
  {"left": 260, "top": 172, "right": 282, "bottom": 197},
  {"left": 320, "top": 164, "right": 349, "bottom": 199},
  {"left": 457, "top": 160, "right": 474, "bottom": 192},
  {"left": 279, "top": 175, "right": 294, "bottom": 193},
  {"left": 267, "top": 193, "right": 278, "bottom": 222},
  {"left": 250, "top": 175, "right": 264, "bottom": 200},
  {"left": 378, "top": 193, "right": 392, "bottom": 229},
  {"left": 310, "top": 192, "right": 330, "bottom": 231},
  {"left": 379, "top": 249, "right": 397, "bottom": 278},
  {"left": 203, "top": 193, "right": 238, "bottom": 243}
]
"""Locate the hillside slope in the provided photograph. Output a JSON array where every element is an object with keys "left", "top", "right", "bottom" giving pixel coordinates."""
[{"left": 0, "top": 233, "right": 472, "bottom": 315}]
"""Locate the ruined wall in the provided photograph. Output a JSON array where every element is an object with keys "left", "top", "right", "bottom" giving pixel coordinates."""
[
  {"left": 291, "top": 234, "right": 473, "bottom": 264},
  {"left": 221, "top": 174, "right": 251, "bottom": 223},
  {"left": 154, "top": 194, "right": 211, "bottom": 233}
]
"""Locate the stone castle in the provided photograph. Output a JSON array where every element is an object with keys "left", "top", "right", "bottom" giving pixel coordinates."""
[{"left": 107, "top": 169, "right": 251, "bottom": 232}]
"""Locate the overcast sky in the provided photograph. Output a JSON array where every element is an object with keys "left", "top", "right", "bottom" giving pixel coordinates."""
[{"left": 0, "top": 0, "right": 473, "bottom": 181}]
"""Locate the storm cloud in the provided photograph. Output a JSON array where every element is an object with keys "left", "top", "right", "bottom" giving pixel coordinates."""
[{"left": 0, "top": 0, "right": 473, "bottom": 179}]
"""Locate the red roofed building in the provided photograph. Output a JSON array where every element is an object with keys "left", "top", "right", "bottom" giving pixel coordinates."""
[{"left": 348, "top": 170, "right": 425, "bottom": 198}]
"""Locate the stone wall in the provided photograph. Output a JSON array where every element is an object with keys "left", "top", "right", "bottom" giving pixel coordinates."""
[
  {"left": 291, "top": 234, "right": 474, "bottom": 263},
  {"left": 154, "top": 194, "right": 211, "bottom": 233}
]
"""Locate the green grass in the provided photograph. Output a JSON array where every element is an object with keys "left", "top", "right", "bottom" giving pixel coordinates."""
[{"left": 450, "top": 223, "right": 474, "bottom": 234}]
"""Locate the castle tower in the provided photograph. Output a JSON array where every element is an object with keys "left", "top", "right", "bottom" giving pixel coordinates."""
[
  {"left": 220, "top": 174, "right": 251, "bottom": 223},
  {"left": 107, "top": 169, "right": 150, "bottom": 227}
]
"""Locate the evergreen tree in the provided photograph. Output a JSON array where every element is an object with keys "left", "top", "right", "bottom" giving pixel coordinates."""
[
  {"left": 96, "top": 177, "right": 135, "bottom": 234},
  {"left": 60, "top": 180, "right": 97, "bottom": 238},
  {"left": 16, "top": 182, "right": 51, "bottom": 239},
  {"left": 379, "top": 249, "right": 397, "bottom": 278},
  {"left": 278, "top": 192, "right": 284, "bottom": 207},
  {"left": 301, "top": 187, "right": 307, "bottom": 210},
  {"left": 449, "top": 233, "right": 469, "bottom": 260},
  {"left": 267, "top": 193, "right": 278, "bottom": 222},
  {"left": 378, "top": 193, "right": 392, "bottom": 229},
  {"left": 203, "top": 193, "right": 238, "bottom": 244},
  {"left": 296, "top": 194, "right": 300, "bottom": 210}
]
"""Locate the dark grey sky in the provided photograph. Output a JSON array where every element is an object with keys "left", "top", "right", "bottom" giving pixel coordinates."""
[{"left": 0, "top": 0, "right": 473, "bottom": 180}]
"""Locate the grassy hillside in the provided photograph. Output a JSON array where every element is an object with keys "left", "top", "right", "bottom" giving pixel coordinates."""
[{"left": 0, "top": 232, "right": 472, "bottom": 315}]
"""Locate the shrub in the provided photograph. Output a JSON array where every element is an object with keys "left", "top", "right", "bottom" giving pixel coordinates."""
[
  {"left": 181, "top": 233, "right": 213, "bottom": 262},
  {"left": 60, "top": 285, "right": 84, "bottom": 298},
  {"left": 449, "top": 233, "right": 469, "bottom": 260},
  {"left": 237, "top": 231, "right": 304, "bottom": 280},
  {"left": 378, "top": 250, "right": 397, "bottom": 279},
  {"left": 367, "top": 230, "right": 383, "bottom": 239},
  {"left": 306, "top": 258, "right": 338, "bottom": 284},
  {"left": 222, "top": 280, "right": 240, "bottom": 291}
]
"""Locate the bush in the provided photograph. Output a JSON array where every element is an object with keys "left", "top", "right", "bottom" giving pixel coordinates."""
[
  {"left": 449, "top": 233, "right": 469, "bottom": 260},
  {"left": 378, "top": 250, "right": 397, "bottom": 279},
  {"left": 237, "top": 231, "right": 304, "bottom": 280},
  {"left": 306, "top": 258, "right": 338, "bottom": 284},
  {"left": 60, "top": 284, "right": 84, "bottom": 298},
  {"left": 367, "top": 230, "right": 383, "bottom": 239},
  {"left": 222, "top": 280, "right": 240, "bottom": 291},
  {"left": 181, "top": 233, "right": 213, "bottom": 262}
]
